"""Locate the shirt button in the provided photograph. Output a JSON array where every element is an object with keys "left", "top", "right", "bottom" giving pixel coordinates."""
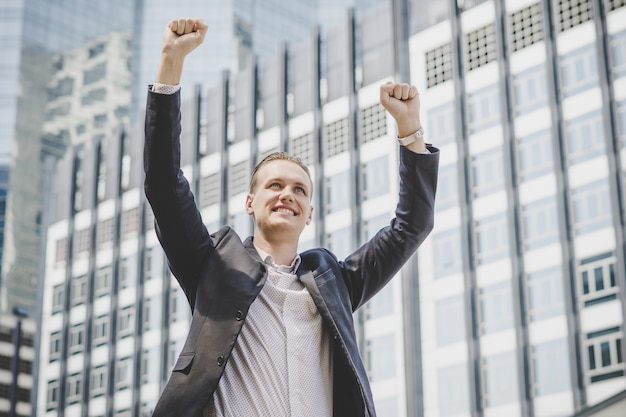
[
  {"left": 235, "top": 310, "right": 244, "bottom": 321},
  {"left": 217, "top": 356, "right": 225, "bottom": 366}
]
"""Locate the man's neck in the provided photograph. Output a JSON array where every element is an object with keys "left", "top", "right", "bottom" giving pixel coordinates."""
[{"left": 252, "top": 233, "right": 299, "bottom": 266}]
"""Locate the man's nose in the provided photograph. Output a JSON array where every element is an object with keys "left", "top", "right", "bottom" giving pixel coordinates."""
[{"left": 280, "top": 187, "right": 294, "bottom": 201}]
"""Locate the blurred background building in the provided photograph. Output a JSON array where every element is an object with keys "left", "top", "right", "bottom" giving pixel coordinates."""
[{"left": 1, "top": 0, "right": 625, "bottom": 416}]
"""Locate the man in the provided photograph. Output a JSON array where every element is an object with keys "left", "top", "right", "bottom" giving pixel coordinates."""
[{"left": 144, "top": 18, "right": 439, "bottom": 417}]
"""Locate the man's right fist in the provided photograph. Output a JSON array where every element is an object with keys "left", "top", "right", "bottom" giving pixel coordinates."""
[{"left": 161, "top": 18, "right": 208, "bottom": 59}]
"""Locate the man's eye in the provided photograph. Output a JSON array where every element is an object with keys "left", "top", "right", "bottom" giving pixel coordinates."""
[
  {"left": 269, "top": 183, "right": 281, "bottom": 189},
  {"left": 295, "top": 186, "right": 305, "bottom": 194}
]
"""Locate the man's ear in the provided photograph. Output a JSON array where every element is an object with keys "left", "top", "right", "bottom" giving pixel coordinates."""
[
  {"left": 306, "top": 205, "right": 314, "bottom": 225},
  {"left": 245, "top": 194, "right": 254, "bottom": 215}
]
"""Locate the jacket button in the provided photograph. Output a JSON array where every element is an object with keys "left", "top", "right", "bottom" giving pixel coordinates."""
[
  {"left": 217, "top": 356, "right": 225, "bottom": 366},
  {"left": 235, "top": 310, "right": 244, "bottom": 321}
]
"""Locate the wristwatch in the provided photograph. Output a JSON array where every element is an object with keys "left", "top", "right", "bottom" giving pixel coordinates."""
[{"left": 397, "top": 126, "right": 424, "bottom": 146}]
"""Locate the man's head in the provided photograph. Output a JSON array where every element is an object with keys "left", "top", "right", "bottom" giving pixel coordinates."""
[
  {"left": 246, "top": 152, "right": 314, "bottom": 242},
  {"left": 249, "top": 152, "right": 312, "bottom": 195}
]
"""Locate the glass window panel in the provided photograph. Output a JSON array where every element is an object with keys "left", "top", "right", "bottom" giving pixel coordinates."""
[
  {"left": 438, "top": 364, "right": 470, "bottom": 417},
  {"left": 483, "top": 351, "right": 519, "bottom": 407}
]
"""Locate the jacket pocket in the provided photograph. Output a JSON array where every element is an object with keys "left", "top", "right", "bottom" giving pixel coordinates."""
[{"left": 172, "top": 352, "right": 195, "bottom": 374}]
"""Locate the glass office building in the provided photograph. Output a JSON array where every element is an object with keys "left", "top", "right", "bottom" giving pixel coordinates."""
[{"left": 0, "top": 0, "right": 133, "bottom": 316}]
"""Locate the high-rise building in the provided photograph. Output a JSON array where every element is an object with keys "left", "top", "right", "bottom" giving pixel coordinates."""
[
  {"left": 0, "top": 310, "right": 35, "bottom": 417},
  {"left": 38, "top": 0, "right": 417, "bottom": 415},
  {"left": 412, "top": 0, "right": 626, "bottom": 416},
  {"left": 0, "top": 0, "right": 133, "bottom": 317}
]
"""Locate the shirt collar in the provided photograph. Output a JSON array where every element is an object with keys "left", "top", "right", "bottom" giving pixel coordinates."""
[{"left": 254, "top": 246, "right": 301, "bottom": 273}]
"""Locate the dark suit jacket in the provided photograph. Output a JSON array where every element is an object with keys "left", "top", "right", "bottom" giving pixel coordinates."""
[{"left": 144, "top": 89, "right": 439, "bottom": 417}]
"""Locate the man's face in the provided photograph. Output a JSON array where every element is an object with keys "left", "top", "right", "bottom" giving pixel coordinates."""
[{"left": 245, "top": 160, "right": 314, "bottom": 240}]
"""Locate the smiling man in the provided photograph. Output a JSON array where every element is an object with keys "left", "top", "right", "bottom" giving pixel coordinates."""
[{"left": 144, "top": 18, "right": 439, "bottom": 417}]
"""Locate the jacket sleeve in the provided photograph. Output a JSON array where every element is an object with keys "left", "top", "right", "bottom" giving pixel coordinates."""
[
  {"left": 144, "top": 89, "right": 214, "bottom": 302},
  {"left": 340, "top": 145, "right": 439, "bottom": 311}
]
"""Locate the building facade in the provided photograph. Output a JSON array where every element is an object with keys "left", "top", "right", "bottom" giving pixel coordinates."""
[
  {"left": 38, "top": 1, "right": 415, "bottom": 416},
  {"left": 413, "top": 0, "right": 626, "bottom": 416},
  {"left": 0, "top": 311, "right": 36, "bottom": 417}
]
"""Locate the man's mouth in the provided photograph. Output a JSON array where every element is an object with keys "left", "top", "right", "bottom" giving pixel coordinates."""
[{"left": 274, "top": 207, "right": 296, "bottom": 216}]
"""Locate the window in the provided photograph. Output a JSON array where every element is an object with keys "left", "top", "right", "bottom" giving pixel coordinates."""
[
  {"left": 468, "top": 84, "right": 501, "bottom": 133},
  {"left": 465, "top": 24, "right": 497, "bottom": 71},
  {"left": 84, "top": 62, "right": 106, "bottom": 84},
  {"left": 438, "top": 364, "right": 470, "bottom": 417},
  {"left": 577, "top": 252, "right": 618, "bottom": 307},
  {"left": 327, "top": 227, "right": 351, "bottom": 260},
  {"left": 144, "top": 246, "right": 164, "bottom": 281},
  {"left": 522, "top": 197, "right": 559, "bottom": 250},
  {"left": 585, "top": 327, "right": 625, "bottom": 383},
  {"left": 91, "top": 365, "right": 107, "bottom": 397},
  {"left": 230, "top": 211, "right": 252, "bottom": 238},
  {"left": 572, "top": 180, "right": 612, "bottom": 235},
  {"left": 143, "top": 296, "right": 162, "bottom": 332},
  {"left": 122, "top": 207, "right": 140, "bottom": 238},
  {"left": 517, "top": 129, "right": 554, "bottom": 181},
  {"left": 527, "top": 266, "right": 565, "bottom": 321},
  {"left": 363, "top": 213, "right": 390, "bottom": 241},
  {"left": 435, "top": 295, "right": 466, "bottom": 346},
  {"left": 93, "top": 315, "right": 109, "bottom": 347},
  {"left": 49, "top": 331, "right": 62, "bottom": 361},
  {"left": 480, "top": 281, "right": 514, "bottom": 334},
  {"left": 367, "top": 334, "right": 396, "bottom": 382},
  {"left": 556, "top": 0, "right": 593, "bottom": 32},
  {"left": 475, "top": 213, "right": 509, "bottom": 265},
  {"left": 427, "top": 102, "right": 455, "bottom": 146},
  {"left": 69, "top": 324, "right": 85, "bottom": 354},
  {"left": 199, "top": 173, "right": 220, "bottom": 208},
  {"left": 324, "top": 118, "right": 349, "bottom": 157},
  {"left": 52, "top": 284, "right": 64, "bottom": 313},
  {"left": 141, "top": 347, "right": 160, "bottom": 384},
  {"left": 73, "top": 228, "right": 90, "bottom": 258},
  {"left": 55, "top": 237, "right": 67, "bottom": 264},
  {"left": 228, "top": 161, "right": 249, "bottom": 198},
  {"left": 618, "top": 100, "right": 626, "bottom": 149},
  {"left": 95, "top": 266, "right": 112, "bottom": 296},
  {"left": 365, "top": 284, "right": 393, "bottom": 319},
  {"left": 170, "top": 288, "right": 190, "bottom": 324},
  {"left": 67, "top": 373, "right": 82, "bottom": 405},
  {"left": 115, "top": 357, "right": 133, "bottom": 390},
  {"left": 607, "top": 0, "right": 626, "bottom": 12},
  {"left": 483, "top": 351, "right": 519, "bottom": 407},
  {"left": 46, "top": 380, "right": 59, "bottom": 411},
  {"left": 118, "top": 306, "right": 134, "bottom": 338},
  {"left": 513, "top": 65, "right": 548, "bottom": 116},
  {"left": 362, "top": 156, "right": 389, "bottom": 200},
  {"left": 565, "top": 110, "right": 605, "bottom": 164},
  {"left": 119, "top": 254, "right": 137, "bottom": 290},
  {"left": 435, "top": 164, "right": 459, "bottom": 211},
  {"left": 559, "top": 44, "right": 599, "bottom": 97},
  {"left": 532, "top": 339, "right": 571, "bottom": 395},
  {"left": 611, "top": 30, "right": 626, "bottom": 78},
  {"left": 432, "top": 228, "right": 463, "bottom": 277},
  {"left": 375, "top": 397, "right": 398, "bottom": 417},
  {"left": 509, "top": 3, "right": 543, "bottom": 52},
  {"left": 96, "top": 218, "right": 115, "bottom": 249},
  {"left": 96, "top": 141, "right": 107, "bottom": 201},
  {"left": 325, "top": 171, "right": 350, "bottom": 214},
  {"left": 471, "top": 147, "right": 504, "bottom": 197},
  {"left": 425, "top": 43, "right": 452, "bottom": 88},
  {"left": 360, "top": 103, "right": 387, "bottom": 144},
  {"left": 290, "top": 132, "right": 315, "bottom": 166},
  {"left": 71, "top": 274, "right": 88, "bottom": 306}
]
